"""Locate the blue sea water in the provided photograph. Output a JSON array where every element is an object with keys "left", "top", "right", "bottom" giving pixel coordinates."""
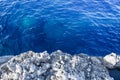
[{"left": 0, "top": 0, "right": 120, "bottom": 56}]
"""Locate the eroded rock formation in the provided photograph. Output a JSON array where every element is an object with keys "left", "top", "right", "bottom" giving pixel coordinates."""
[{"left": 0, "top": 50, "right": 119, "bottom": 80}]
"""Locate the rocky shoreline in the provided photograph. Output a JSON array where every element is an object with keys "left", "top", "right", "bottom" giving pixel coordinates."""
[{"left": 0, "top": 50, "right": 120, "bottom": 80}]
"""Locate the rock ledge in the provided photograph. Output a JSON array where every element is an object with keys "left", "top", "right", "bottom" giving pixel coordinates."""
[{"left": 0, "top": 50, "right": 120, "bottom": 80}]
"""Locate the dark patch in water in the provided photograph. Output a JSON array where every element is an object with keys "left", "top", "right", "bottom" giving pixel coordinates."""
[{"left": 109, "top": 69, "right": 120, "bottom": 80}]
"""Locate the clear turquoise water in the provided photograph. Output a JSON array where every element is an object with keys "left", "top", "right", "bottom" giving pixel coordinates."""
[{"left": 0, "top": 0, "right": 120, "bottom": 56}]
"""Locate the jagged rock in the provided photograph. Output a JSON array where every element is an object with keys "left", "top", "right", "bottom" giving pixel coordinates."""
[
  {"left": 0, "top": 50, "right": 118, "bottom": 80},
  {"left": 103, "top": 53, "right": 120, "bottom": 69}
]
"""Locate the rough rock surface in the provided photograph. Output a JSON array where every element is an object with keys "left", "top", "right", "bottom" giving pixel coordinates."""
[{"left": 0, "top": 50, "right": 119, "bottom": 80}]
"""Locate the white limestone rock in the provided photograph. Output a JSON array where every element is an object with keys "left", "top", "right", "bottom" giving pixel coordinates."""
[
  {"left": 103, "top": 52, "right": 120, "bottom": 69},
  {"left": 0, "top": 50, "right": 116, "bottom": 80}
]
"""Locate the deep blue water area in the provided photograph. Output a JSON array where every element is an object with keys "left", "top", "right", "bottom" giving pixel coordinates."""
[
  {"left": 0, "top": 0, "right": 120, "bottom": 56},
  {"left": 109, "top": 69, "right": 120, "bottom": 80}
]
